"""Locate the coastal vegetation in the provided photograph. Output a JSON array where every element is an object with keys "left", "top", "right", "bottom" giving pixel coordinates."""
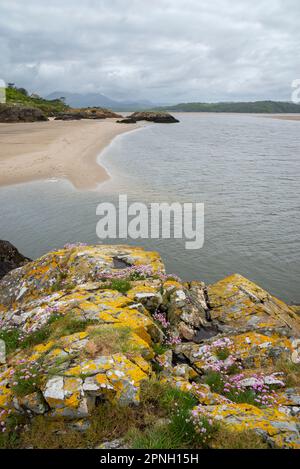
[
  {"left": 0, "top": 85, "right": 122, "bottom": 121},
  {"left": 5, "top": 85, "right": 68, "bottom": 115}
]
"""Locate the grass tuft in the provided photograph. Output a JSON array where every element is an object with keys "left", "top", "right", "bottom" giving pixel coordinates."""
[
  {"left": 275, "top": 358, "right": 300, "bottom": 387},
  {"left": 211, "top": 427, "right": 269, "bottom": 449}
]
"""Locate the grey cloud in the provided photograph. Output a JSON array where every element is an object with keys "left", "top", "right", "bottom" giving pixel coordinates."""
[{"left": 0, "top": 0, "right": 299, "bottom": 102}]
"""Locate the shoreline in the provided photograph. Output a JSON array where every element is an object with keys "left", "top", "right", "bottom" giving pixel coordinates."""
[
  {"left": 0, "top": 118, "right": 142, "bottom": 191},
  {"left": 1, "top": 112, "right": 298, "bottom": 192}
]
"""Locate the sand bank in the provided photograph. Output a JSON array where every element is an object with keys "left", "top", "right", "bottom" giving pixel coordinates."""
[
  {"left": 267, "top": 115, "right": 300, "bottom": 122},
  {"left": 0, "top": 118, "right": 140, "bottom": 190}
]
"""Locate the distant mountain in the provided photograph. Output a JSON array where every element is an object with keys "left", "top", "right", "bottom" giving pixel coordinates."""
[
  {"left": 153, "top": 100, "right": 300, "bottom": 113},
  {"left": 45, "top": 91, "right": 155, "bottom": 111}
]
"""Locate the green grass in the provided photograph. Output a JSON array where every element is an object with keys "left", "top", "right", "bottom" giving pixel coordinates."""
[
  {"left": 215, "top": 347, "right": 230, "bottom": 360},
  {"left": 126, "top": 380, "right": 216, "bottom": 449},
  {"left": 1, "top": 313, "right": 96, "bottom": 358},
  {"left": 211, "top": 427, "right": 269, "bottom": 449},
  {"left": 102, "top": 279, "right": 132, "bottom": 293},
  {"left": 152, "top": 342, "right": 168, "bottom": 356},
  {"left": 18, "top": 385, "right": 196, "bottom": 449},
  {"left": 0, "top": 413, "right": 27, "bottom": 449},
  {"left": 84, "top": 325, "right": 138, "bottom": 357},
  {"left": 203, "top": 370, "right": 271, "bottom": 407},
  {"left": 2, "top": 378, "right": 267, "bottom": 449},
  {"left": 16, "top": 402, "right": 138, "bottom": 449},
  {"left": 275, "top": 358, "right": 300, "bottom": 387},
  {"left": 50, "top": 317, "right": 93, "bottom": 338},
  {"left": 203, "top": 371, "right": 225, "bottom": 393},
  {"left": 0, "top": 329, "right": 21, "bottom": 354},
  {"left": 225, "top": 388, "right": 258, "bottom": 406}
]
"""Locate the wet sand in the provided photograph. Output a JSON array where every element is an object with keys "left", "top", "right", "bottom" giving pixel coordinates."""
[{"left": 267, "top": 115, "right": 300, "bottom": 122}]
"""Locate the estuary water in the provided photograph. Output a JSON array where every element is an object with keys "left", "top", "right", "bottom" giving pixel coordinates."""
[{"left": 0, "top": 113, "right": 299, "bottom": 303}]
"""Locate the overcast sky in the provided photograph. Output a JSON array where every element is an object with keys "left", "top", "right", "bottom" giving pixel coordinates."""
[{"left": 0, "top": 0, "right": 299, "bottom": 103}]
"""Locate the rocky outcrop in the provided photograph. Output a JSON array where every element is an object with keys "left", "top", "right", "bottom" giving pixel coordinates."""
[
  {"left": 129, "top": 111, "right": 179, "bottom": 123},
  {"left": 0, "top": 241, "right": 31, "bottom": 279},
  {"left": 54, "top": 108, "right": 122, "bottom": 120},
  {"left": 0, "top": 104, "right": 48, "bottom": 123},
  {"left": 0, "top": 244, "right": 299, "bottom": 448},
  {"left": 116, "top": 118, "right": 137, "bottom": 124},
  {"left": 54, "top": 112, "right": 84, "bottom": 121}
]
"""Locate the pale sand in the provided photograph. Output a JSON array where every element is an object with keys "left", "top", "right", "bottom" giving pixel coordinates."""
[
  {"left": 0, "top": 118, "right": 141, "bottom": 190},
  {"left": 267, "top": 115, "right": 300, "bottom": 122}
]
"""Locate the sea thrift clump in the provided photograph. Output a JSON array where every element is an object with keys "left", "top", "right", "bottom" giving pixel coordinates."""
[
  {"left": 190, "top": 406, "right": 218, "bottom": 446},
  {"left": 97, "top": 264, "right": 154, "bottom": 281},
  {"left": 153, "top": 310, "right": 181, "bottom": 346},
  {"left": 10, "top": 361, "right": 45, "bottom": 397},
  {"left": 194, "top": 337, "right": 239, "bottom": 373},
  {"left": 165, "top": 333, "right": 182, "bottom": 346},
  {"left": 160, "top": 273, "right": 182, "bottom": 283},
  {"left": 153, "top": 312, "right": 170, "bottom": 329},
  {"left": 97, "top": 264, "right": 181, "bottom": 283},
  {"left": 195, "top": 338, "right": 285, "bottom": 407},
  {"left": 222, "top": 372, "right": 283, "bottom": 407},
  {"left": 64, "top": 242, "right": 87, "bottom": 249},
  {"left": 0, "top": 409, "right": 12, "bottom": 434}
]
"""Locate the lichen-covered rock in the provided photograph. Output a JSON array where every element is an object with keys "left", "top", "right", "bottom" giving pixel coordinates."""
[
  {"left": 175, "top": 331, "right": 295, "bottom": 372},
  {"left": 207, "top": 273, "right": 300, "bottom": 336},
  {"left": 0, "top": 244, "right": 164, "bottom": 308},
  {"left": 0, "top": 245, "right": 168, "bottom": 431},
  {"left": 0, "top": 246, "right": 299, "bottom": 449},
  {"left": 192, "top": 403, "right": 300, "bottom": 449},
  {"left": 162, "top": 279, "right": 217, "bottom": 341}
]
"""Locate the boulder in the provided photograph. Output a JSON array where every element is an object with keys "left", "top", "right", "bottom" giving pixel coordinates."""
[
  {"left": 0, "top": 104, "right": 48, "bottom": 123},
  {"left": 54, "top": 112, "right": 84, "bottom": 121},
  {"left": 117, "top": 117, "right": 136, "bottom": 124},
  {"left": 0, "top": 240, "right": 31, "bottom": 279},
  {"left": 129, "top": 111, "right": 179, "bottom": 123},
  {"left": 116, "top": 118, "right": 137, "bottom": 124}
]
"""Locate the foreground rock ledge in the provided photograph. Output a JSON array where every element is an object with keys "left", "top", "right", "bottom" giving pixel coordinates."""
[{"left": 0, "top": 244, "right": 299, "bottom": 448}]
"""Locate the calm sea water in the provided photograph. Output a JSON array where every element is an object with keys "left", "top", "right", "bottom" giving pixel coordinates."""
[{"left": 0, "top": 113, "right": 299, "bottom": 303}]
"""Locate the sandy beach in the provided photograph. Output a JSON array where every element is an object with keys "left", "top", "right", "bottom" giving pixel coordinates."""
[
  {"left": 0, "top": 119, "right": 140, "bottom": 190},
  {"left": 267, "top": 115, "right": 300, "bottom": 122}
]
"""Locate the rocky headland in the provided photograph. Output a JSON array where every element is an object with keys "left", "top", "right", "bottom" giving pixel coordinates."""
[
  {"left": 54, "top": 108, "right": 122, "bottom": 121},
  {"left": 0, "top": 104, "right": 122, "bottom": 123},
  {"left": 0, "top": 104, "right": 49, "bottom": 123},
  {"left": 0, "top": 242, "right": 299, "bottom": 448}
]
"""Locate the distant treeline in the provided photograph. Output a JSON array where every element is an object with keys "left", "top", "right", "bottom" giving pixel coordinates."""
[{"left": 153, "top": 100, "right": 300, "bottom": 113}]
